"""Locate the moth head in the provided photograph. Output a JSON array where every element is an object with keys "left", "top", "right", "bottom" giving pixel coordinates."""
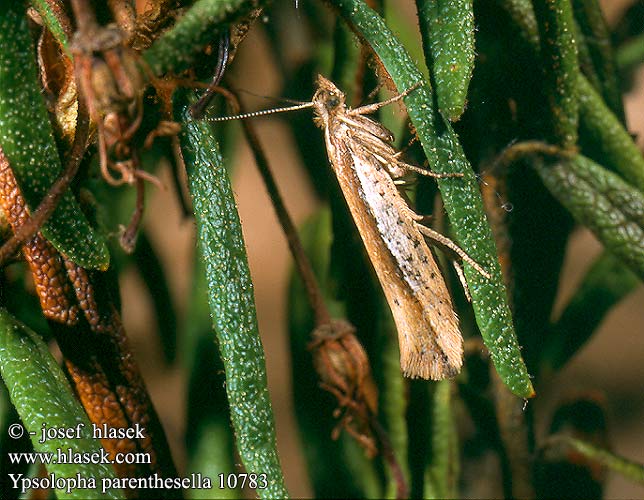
[{"left": 312, "top": 75, "right": 346, "bottom": 123}]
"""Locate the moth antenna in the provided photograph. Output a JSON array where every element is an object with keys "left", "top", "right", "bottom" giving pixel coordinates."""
[{"left": 203, "top": 102, "right": 315, "bottom": 122}]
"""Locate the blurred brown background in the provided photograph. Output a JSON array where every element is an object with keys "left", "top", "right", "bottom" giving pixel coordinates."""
[{"left": 121, "top": 0, "right": 644, "bottom": 497}]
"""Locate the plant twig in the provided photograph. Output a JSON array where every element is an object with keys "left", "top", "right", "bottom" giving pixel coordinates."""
[
  {"left": 543, "top": 435, "right": 644, "bottom": 485},
  {"left": 494, "top": 140, "right": 575, "bottom": 170},
  {"left": 108, "top": 0, "right": 137, "bottom": 40},
  {"left": 370, "top": 415, "right": 408, "bottom": 499},
  {"left": 69, "top": 0, "right": 99, "bottom": 32}
]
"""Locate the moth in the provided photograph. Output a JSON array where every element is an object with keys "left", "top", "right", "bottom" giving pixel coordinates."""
[{"left": 207, "top": 75, "right": 488, "bottom": 380}]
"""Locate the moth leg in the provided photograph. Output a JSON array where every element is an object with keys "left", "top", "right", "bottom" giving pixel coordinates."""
[
  {"left": 396, "top": 199, "right": 425, "bottom": 222},
  {"left": 452, "top": 260, "right": 472, "bottom": 302},
  {"left": 368, "top": 142, "right": 462, "bottom": 180},
  {"left": 391, "top": 197, "right": 431, "bottom": 223},
  {"left": 340, "top": 114, "right": 393, "bottom": 142},
  {"left": 350, "top": 82, "right": 422, "bottom": 115},
  {"left": 364, "top": 81, "right": 384, "bottom": 103},
  {"left": 415, "top": 223, "right": 491, "bottom": 279}
]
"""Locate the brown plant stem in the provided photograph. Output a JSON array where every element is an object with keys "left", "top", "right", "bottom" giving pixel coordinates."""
[
  {"left": 370, "top": 414, "right": 408, "bottom": 499},
  {"left": 495, "top": 140, "right": 575, "bottom": 169}
]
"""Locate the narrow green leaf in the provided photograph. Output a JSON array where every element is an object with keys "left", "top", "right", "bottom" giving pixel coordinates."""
[
  {"left": 0, "top": 4, "right": 109, "bottom": 270},
  {"left": 573, "top": 19, "right": 603, "bottom": 95},
  {"left": 143, "top": 0, "right": 264, "bottom": 76},
  {"left": 535, "top": 153, "right": 644, "bottom": 280},
  {"left": 616, "top": 32, "right": 644, "bottom": 72},
  {"left": 424, "top": 380, "right": 459, "bottom": 499},
  {"left": 134, "top": 232, "right": 177, "bottom": 364},
  {"left": 184, "top": 256, "right": 238, "bottom": 500},
  {"left": 543, "top": 252, "right": 639, "bottom": 372},
  {"left": 175, "top": 89, "right": 288, "bottom": 499},
  {"left": 342, "top": 437, "right": 382, "bottom": 499},
  {"left": 571, "top": 0, "right": 624, "bottom": 121},
  {"left": 0, "top": 309, "right": 122, "bottom": 500},
  {"left": 29, "top": 0, "right": 70, "bottom": 54},
  {"left": 533, "top": 0, "right": 580, "bottom": 147},
  {"left": 1, "top": 376, "right": 34, "bottom": 493},
  {"left": 186, "top": 427, "right": 238, "bottom": 500},
  {"left": 577, "top": 74, "right": 644, "bottom": 194},
  {"left": 377, "top": 311, "right": 410, "bottom": 498},
  {"left": 546, "top": 435, "right": 644, "bottom": 485},
  {"left": 493, "top": 0, "right": 540, "bottom": 48},
  {"left": 416, "top": 0, "right": 475, "bottom": 121},
  {"left": 329, "top": 0, "right": 534, "bottom": 398}
]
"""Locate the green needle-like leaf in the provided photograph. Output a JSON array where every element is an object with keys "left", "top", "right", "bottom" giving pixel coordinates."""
[
  {"left": 545, "top": 435, "right": 644, "bottom": 485},
  {"left": 572, "top": 0, "right": 624, "bottom": 121},
  {"left": 175, "top": 89, "right": 288, "bottom": 499},
  {"left": 424, "top": 380, "right": 459, "bottom": 499},
  {"left": 533, "top": 0, "right": 580, "bottom": 148},
  {"left": 416, "top": 0, "right": 475, "bottom": 121},
  {"left": 0, "top": 309, "right": 122, "bottom": 500},
  {"left": 0, "top": 4, "right": 109, "bottom": 270},
  {"left": 535, "top": 154, "right": 644, "bottom": 281},
  {"left": 494, "top": 0, "right": 644, "bottom": 193},
  {"left": 377, "top": 309, "right": 410, "bottom": 498},
  {"left": 143, "top": 0, "right": 264, "bottom": 76},
  {"left": 184, "top": 256, "right": 238, "bottom": 500},
  {"left": 578, "top": 74, "right": 644, "bottom": 193},
  {"left": 29, "top": 0, "right": 70, "bottom": 54}
]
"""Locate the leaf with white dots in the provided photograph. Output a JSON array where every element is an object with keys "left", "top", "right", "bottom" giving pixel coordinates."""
[{"left": 0, "top": 5, "right": 109, "bottom": 270}]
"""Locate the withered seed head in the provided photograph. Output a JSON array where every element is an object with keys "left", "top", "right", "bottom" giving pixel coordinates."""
[{"left": 309, "top": 319, "right": 378, "bottom": 415}]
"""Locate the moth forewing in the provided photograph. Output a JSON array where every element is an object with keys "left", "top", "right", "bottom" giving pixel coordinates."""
[{"left": 312, "top": 75, "right": 463, "bottom": 379}]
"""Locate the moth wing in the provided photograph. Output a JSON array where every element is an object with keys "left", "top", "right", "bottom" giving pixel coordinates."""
[{"left": 331, "top": 131, "right": 463, "bottom": 379}]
